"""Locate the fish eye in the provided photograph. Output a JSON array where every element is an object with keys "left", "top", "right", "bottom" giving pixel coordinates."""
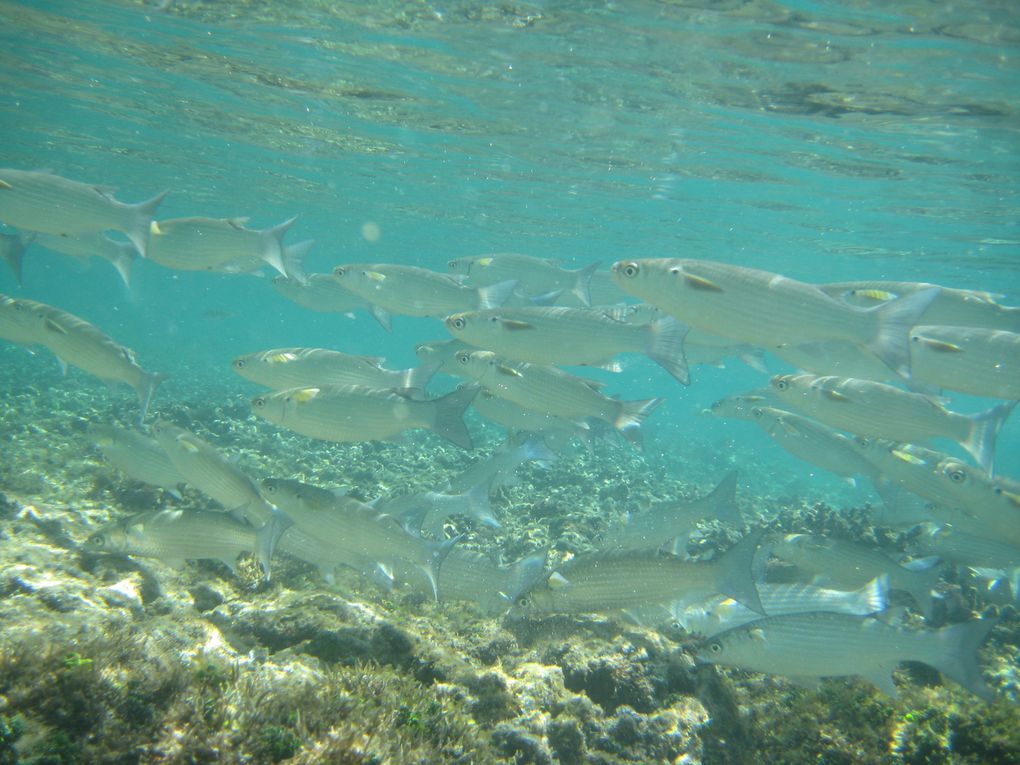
[
  {"left": 88, "top": 534, "right": 104, "bottom": 547},
  {"left": 451, "top": 317, "right": 466, "bottom": 330},
  {"left": 669, "top": 267, "right": 681, "bottom": 276},
  {"left": 263, "top": 482, "right": 276, "bottom": 495},
  {"left": 774, "top": 378, "right": 789, "bottom": 391},
  {"left": 708, "top": 641, "right": 723, "bottom": 654},
  {"left": 455, "top": 352, "right": 470, "bottom": 365},
  {"left": 516, "top": 596, "right": 531, "bottom": 608},
  {"left": 618, "top": 261, "right": 640, "bottom": 279},
  {"left": 670, "top": 620, "right": 682, "bottom": 631},
  {"left": 751, "top": 407, "right": 763, "bottom": 418},
  {"left": 233, "top": 359, "right": 246, "bottom": 369},
  {"left": 253, "top": 397, "right": 265, "bottom": 408},
  {"left": 333, "top": 266, "right": 346, "bottom": 277},
  {"left": 947, "top": 468, "right": 967, "bottom": 484}
]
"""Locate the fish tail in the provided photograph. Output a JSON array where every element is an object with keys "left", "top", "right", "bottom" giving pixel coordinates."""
[
  {"left": 464, "top": 479, "right": 500, "bottom": 529},
  {"left": 614, "top": 396, "right": 664, "bottom": 448},
  {"left": 714, "top": 527, "right": 766, "bottom": 615},
  {"left": 927, "top": 616, "right": 999, "bottom": 702},
  {"left": 707, "top": 470, "right": 742, "bottom": 528},
  {"left": 253, "top": 507, "right": 294, "bottom": 582},
  {"left": 571, "top": 260, "right": 601, "bottom": 306},
  {"left": 0, "top": 233, "right": 29, "bottom": 284},
  {"left": 646, "top": 315, "right": 690, "bottom": 385},
  {"left": 964, "top": 400, "right": 1017, "bottom": 475},
  {"left": 109, "top": 240, "right": 137, "bottom": 290},
  {"left": 404, "top": 360, "right": 441, "bottom": 392},
  {"left": 126, "top": 190, "right": 169, "bottom": 258},
  {"left": 280, "top": 238, "right": 313, "bottom": 284},
  {"left": 136, "top": 371, "right": 169, "bottom": 424},
  {"left": 866, "top": 286, "right": 940, "bottom": 378},
  {"left": 851, "top": 574, "right": 889, "bottom": 616},
  {"left": 425, "top": 534, "right": 462, "bottom": 600},
  {"left": 476, "top": 278, "right": 518, "bottom": 309},
  {"left": 260, "top": 215, "right": 299, "bottom": 277},
  {"left": 521, "top": 435, "right": 559, "bottom": 466},
  {"left": 430, "top": 385, "right": 478, "bottom": 449}
]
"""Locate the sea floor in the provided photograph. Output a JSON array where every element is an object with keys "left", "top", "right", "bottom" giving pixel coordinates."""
[{"left": 1, "top": 351, "right": 1019, "bottom": 765}]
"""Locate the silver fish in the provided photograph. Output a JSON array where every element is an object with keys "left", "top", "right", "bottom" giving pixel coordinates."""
[
  {"left": 611, "top": 258, "right": 938, "bottom": 378},
  {"left": 469, "top": 387, "right": 596, "bottom": 450},
  {"left": 147, "top": 216, "right": 305, "bottom": 278},
  {"left": 454, "top": 350, "right": 662, "bottom": 446},
  {"left": 608, "top": 471, "right": 742, "bottom": 552},
  {"left": 696, "top": 612, "right": 998, "bottom": 701},
  {"left": 33, "top": 231, "right": 137, "bottom": 288},
  {"left": 272, "top": 273, "right": 389, "bottom": 330},
  {"left": 769, "top": 533, "right": 941, "bottom": 619},
  {"left": 821, "top": 280, "right": 1020, "bottom": 333},
  {"left": 251, "top": 384, "right": 477, "bottom": 449},
  {"left": 88, "top": 424, "right": 186, "bottom": 498},
  {"left": 0, "top": 293, "right": 46, "bottom": 345},
  {"left": 913, "top": 525, "right": 1020, "bottom": 576},
  {"left": 261, "top": 477, "right": 456, "bottom": 597},
  {"left": 0, "top": 168, "right": 166, "bottom": 257},
  {"left": 447, "top": 253, "right": 600, "bottom": 306},
  {"left": 444, "top": 305, "right": 689, "bottom": 384},
  {"left": 770, "top": 373, "right": 1015, "bottom": 473},
  {"left": 333, "top": 262, "right": 516, "bottom": 318},
  {"left": 710, "top": 401, "right": 881, "bottom": 487},
  {"left": 907, "top": 325, "right": 1020, "bottom": 400},
  {"left": 151, "top": 421, "right": 276, "bottom": 531},
  {"left": 675, "top": 576, "right": 888, "bottom": 637},
  {"left": 85, "top": 509, "right": 280, "bottom": 580},
  {"left": 514, "top": 530, "right": 765, "bottom": 616},
  {"left": 28, "top": 302, "right": 166, "bottom": 421},
  {"left": 233, "top": 347, "right": 436, "bottom": 393}
]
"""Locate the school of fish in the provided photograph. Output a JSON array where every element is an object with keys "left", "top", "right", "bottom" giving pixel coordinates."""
[{"left": 2, "top": 167, "right": 1019, "bottom": 703}]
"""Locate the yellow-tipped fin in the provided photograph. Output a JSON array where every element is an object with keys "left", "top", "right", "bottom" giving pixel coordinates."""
[
  {"left": 366, "top": 271, "right": 387, "bottom": 282},
  {"left": 684, "top": 273, "right": 723, "bottom": 292},
  {"left": 291, "top": 387, "right": 320, "bottom": 404}
]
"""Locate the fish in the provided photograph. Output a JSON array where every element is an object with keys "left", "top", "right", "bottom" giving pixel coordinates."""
[
  {"left": 918, "top": 457, "right": 1020, "bottom": 547},
  {"left": 821, "top": 279, "right": 1020, "bottom": 333},
  {"left": 770, "top": 339, "right": 895, "bottom": 383},
  {"left": 0, "top": 231, "right": 30, "bottom": 284},
  {"left": 146, "top": 216, "right": 305, "bottom": 279},
  {"left": 0, "top": 293, "right": 47, "bottom": 346},
  {"left": 415, "top": 338, "right": 474, "bottom": 376},
  {"left": 769, "top": 373, "right": 1015, "bottom": 473},
  {"left": 88, "top": 424, "right": 186, "bottom": 498},
  {"left": 251, "top": 384, "right": 477, "bottom": 449},
  {"left": 907, "top": 325, "right": 1020, "bottom": 400},
  {"left": 447, "top": 253, "right": 600, "bottom": 306},
  {"left": 0, "top": 168, "right": 167, "bottom": 257},
  {"left": 610, "top": 258, "right": 938, "bottom": 378},
  {"left": 769, "top": 533, "right": 942, "bottom": 619},
  {"left": 444, "top": 305, "right": 689, "bottom": 384},
  {"left": 32, "top": 231, "right": 137, "bottom": 289},
  {"left": 150, "top": 421, "right": 278, "bottom": 533},
  {"left": 272, "top": 273, "right": 389, "bottom": 330},
  {"left": 454, "top": 350, "right": 662, "bottom": 446},
  {"left": 469, "top": 387, "right": 596, "bottom": 451},
  {"left": 674, "top": 576, "right": 889, "bottom": 637},
  {"left": 260, "top": 477, "right": 457, "bottom": 597},
  {"left": 27, "top": 301, "right": 166, "bottom": 422},
  {"left": 696, "top": 611, "right": 998, "bottom": 701},
  {"left": 436, "top": 549, "right": 547, "bottom": 613},
  {"left": 374, "top": 480, "right": 499, "bottom": 539},
  {"left": 513, "top": 530, "right": 765, "bottom": 616},
  {"left": 232, "top": 347, "right": 437, "bottom": 393},
  {"left": 85, "top": 509, "right": 283, "bottom": 580},
  {"left": 332, "top": 262, "right": 516, "bottom": 319},
  {"left": 608, "top": 471, "right": 742, "bottom": 552},
  {"left": 710, "top": 401, "right": 882, "bottom": 487},
  {"left": 913, "top": 525, "right": 1020, "bottom": 578},
  {"left": 447, "top": 436, "right": 558, "bottom": 495}
]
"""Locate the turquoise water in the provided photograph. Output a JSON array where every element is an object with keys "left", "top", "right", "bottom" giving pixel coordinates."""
[{"left": 2, "top": 0, "right": 1018, "bottom": 478}]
